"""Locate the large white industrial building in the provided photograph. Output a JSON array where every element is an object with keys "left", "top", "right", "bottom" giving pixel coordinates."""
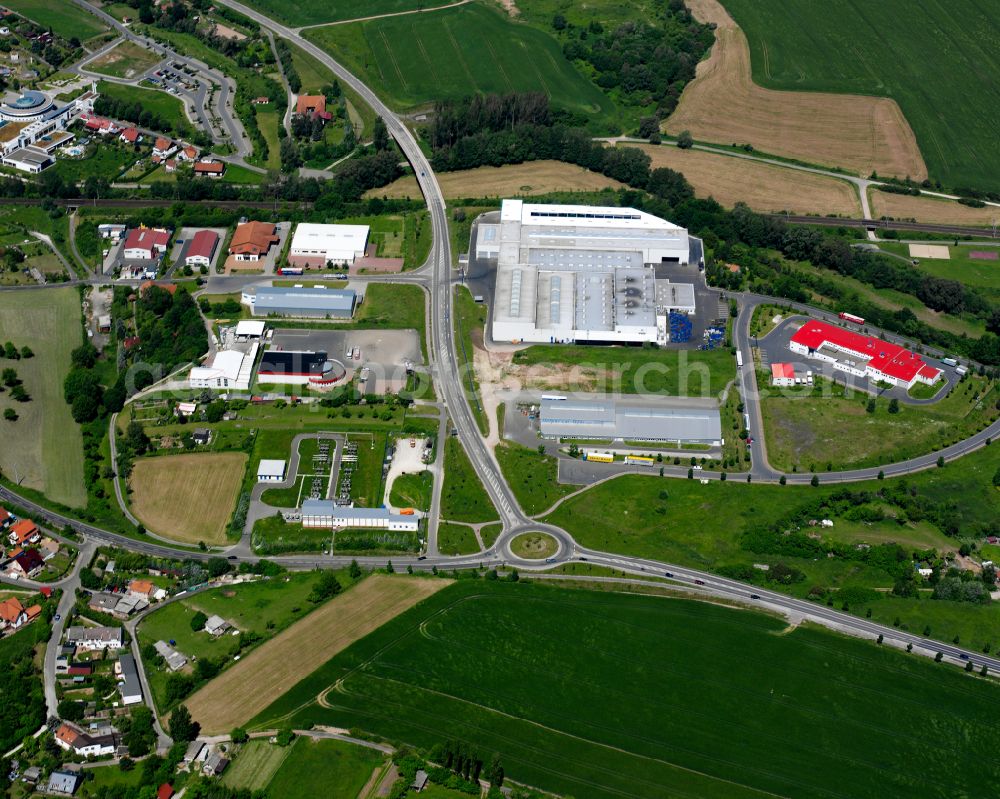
[
  {"left": 188, "top": 343, "right": 258, "bottom": 390},
  {"left": 300, "top": 500, "right": 418, "bottom": 532},
  {"left": 288, "top": 223, "right": 369, "bottom": 268},
  {"left": 480, "top": 200, "right": 696, "bottom": 345}
]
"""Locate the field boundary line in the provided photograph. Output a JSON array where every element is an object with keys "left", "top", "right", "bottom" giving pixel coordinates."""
[{"left": 297, "top": 0, "right": 471, "bottom": 31}]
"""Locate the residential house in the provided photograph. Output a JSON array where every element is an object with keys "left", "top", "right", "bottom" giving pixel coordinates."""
[
  {"left": 228, "top": 221, "right": 278, "bottom": 262},
  {"left": 88, "top": 592, "right": 121, "bottom": 615},
  {"left": 119, "top": 127, "right": 140, "bottom": 145},
  {"left": 164, "top": 158, "right": 177, "bottom": 173},
  {"left": 46, "top": 770, "right": 81, "bottom": 796},
  {"left": 183, "top": 740, "right": 206, "bottom": 765},
  {"left": 193, "top": 160, "right": 225, "bottom": 179},
  {"left": 55, "top": 721, "right": 117, "bottom": 757},
  {"left": 0, "top": 596, "right": 26, "bottom": 630},
  {"left": 154, "top": 640, "right": 187, "bottom": 671},
  {"left": 8, "top": 519, "right": 39, "bottom": 547},
  {"left": 82, "top": 114, "right": 120, "bottom": 136},
  {"left": 117, "top": 653, "right": 143, "bottom": 705},
  {"left": 128, "top": 579, "right": 156, "bottom": 601},
  {"left": 65, "top": 625, "right": 124, "bottom": 651},
  {"left": 152, "top": 137, "right": 175, "bottom": 159},
  {"left": 9, "top": 548, "right": 44, "bottom": 577},
  {"left": 111, "top": 593, "right": 148, "bottom": 618},
  {"left": 192, "top": 428, "right": 211, "bottom": 446},
  {"left": 202, "top": 750, "right": 229, "bottom": 776},
  {"left": 0, "top": 506, "right": 12, "bottom": 530},
  {"left": 22, "top": 765, "right": 41, "bottom": 784},
  {"left": 178, "top": 145, "right": 199, "bottom": 161},
  {"left": 295, "top": 95, "right": 326, "bottom": 115},
  {"left": 204, "top": 615, "right": 231, "bottom": 636}
]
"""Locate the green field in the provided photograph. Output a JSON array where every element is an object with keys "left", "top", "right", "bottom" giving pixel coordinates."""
[
  {"left": 223, "top": 740, "right": 293, "bottom": 791},
  {"left": 304, "top": 4, "right": 614, "bottom": 117},
  {"left": 53, "top": 144, "right": 137, "bottom": 184},
  {"left": 439, "top": 437, "right": 496, "bottom": 524},
  {"left": 760, "top": 373, "right": 999, "bottom": 471},
  {"left": 512, "top": 343, "right": 735, "bottom": 397},
  {"left": 87, "top": 40, "right": 161, "bottom": 79},
  {"left": 496, "top": 441, "right": 574, "bottom": 516},
  {"left": 878, "top": 242, "right": 1000, "bottom": 298},
  {"left": 389, "top": 469, "right": 432, "bottom": 511},
  {"left": 97, "top": 80, "right": 191, "bottom": 136},
  {"left": 436, "top": 522, "right": 479, "bottom": 556},
  {"left": 253, "top": 581, "right": 1000, "bottom": 798},
  {"left": 0, "top": 288, "right": 86, "bottom": 507},
  {"left": 453, "top": 285, "right": 487, "bottom": 434},
  {"left": 721, "top": 0, "right": 1000, "bottom": 191},
  {"left": 245, "top": 0, "right": 423, "bottom": 26},
  {"left": 4, "top": 0, "right": 106, "bottom": 38},
  {"left": 264, "top": 737, "right": 384, "bottom": 798},
  {"left": 254, "top": 107, "right": 282, "bottom": 171}
]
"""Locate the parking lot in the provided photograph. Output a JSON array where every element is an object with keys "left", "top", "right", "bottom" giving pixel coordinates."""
[{"left": 268, "top": 328, "right": 423, "bottom": 394}]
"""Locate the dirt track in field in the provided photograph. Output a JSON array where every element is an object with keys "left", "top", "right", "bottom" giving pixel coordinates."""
[
  {"left": 870, "top": 192, "right": 1000, "bottom": 225},
  {"left": 665, "top": 0, "right": 926, "bottom": 181},
  {"left": 185, "top": 574, "right": 449, "bottom": 733},
  {"left": 366, "top": 160, "right": 625, "bottom": 200},
  {"left": 622, "top": 143, "right": 860, "bottom": 216}
]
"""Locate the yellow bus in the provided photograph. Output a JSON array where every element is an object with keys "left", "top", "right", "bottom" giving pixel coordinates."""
[
  {"left": 583, "top": 450, "right": 614, "bottom": 463},
  {"left": 624, "top": 455, "right": 656, "bottom": 466}
]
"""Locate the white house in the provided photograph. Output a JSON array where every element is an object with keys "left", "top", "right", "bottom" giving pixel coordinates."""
[
  {"left": 65, "top": 625, "right": 124, "bottom": 651},
  {"left": 256, "top": 459, "right": 286, "bottom": 482}
]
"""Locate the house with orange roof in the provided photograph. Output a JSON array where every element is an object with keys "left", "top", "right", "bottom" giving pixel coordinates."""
[
  {"left": 229, "top": 221, "right": 279, "bottom": 262},
  {"left": 0, "top": 506, "right": 11, "bottom": 530},
  {"left": 295, "top": 94, "right": 325, "bottom": 115},
  {"left": 0, "top": 596, "right": 26, "bottom": 629},
  {"left": 152, "top": 137, "right": 175, "bottom": 159},
  {"left": 8, "top": 518, "right": 39, "bottom": 547}
]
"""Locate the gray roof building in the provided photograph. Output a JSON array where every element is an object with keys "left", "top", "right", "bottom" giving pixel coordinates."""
[
  {"left": 246, "top": 286, "right": 357, "bottom": 318},
  {"left": 47, "top": 770, "right": 81, "bottom": 795},
  {"left": 539, "top": 396, "right": 722, "bottom": 443},
  {"left": 117, "top": 653, "right": 143, "bottom": 705}
]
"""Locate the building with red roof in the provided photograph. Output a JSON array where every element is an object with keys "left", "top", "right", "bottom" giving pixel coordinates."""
[
  {"left": 157, "top": 784, "right": 175, "bottom": 799},
  {"left": 0, "top": 596, "right": 26, "bottom": 629},
  {"left": 82, "top": 114, "right": 120, "bottom": 135},
  {"left": 295, "top": 94, "right": 326, "bottom": 115},
  {"left": 10, "top": 548, "right": 44, "bottom": 577},
  {"left": 789, "top": 320, "right": 942, "bottom": 389},
  {"left": 194, "top": 160, "right": 225, "bottom": 179},
  {"left": 153, "top": 137, "right": 175, "bottom": 158},
  {"left": 8, "top": 518, "right": 39, "bottom": 547},
  {"left": 119, "top": 127, "right": 140, "bottom": 144},
  {"left": 123, "top": 228, "right": 170, "bottom": 260},
  {"left": 0, "top": 506, "right": 12, "bottom": 530},
  {"left": 185, "top": 230, "right": 218, "bottom": 267},
  {"left": 229, "top": 221, "right": 279, "bottom": 262},
  {"left": 770, "top": 362, "right": 795, "bottom": 387}
]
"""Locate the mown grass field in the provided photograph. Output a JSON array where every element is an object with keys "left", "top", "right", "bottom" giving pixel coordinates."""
[
  {"left": 253, "top": 581, "right": 1000, "bottom": 799},
  {"left": 186, "top": 574, "right": 448, "bottom": 733},
  {"left": 263, "top": 737, "right": 384, "bottom": 799},
  {"left": 130, "top": 453, "right": 247, "bottom": 544},
  {"left": 722, "top": 0, "right": 1000, "bottom": 190},
  {"left": 760, "top": 373, "right": 999, "bottom": 471},
  {"left": 496, "top": 441, "right": 573, "bottom": 516},
  {"left": 87, "top": 40, "right": 160, "bottom": 79},
  {"left": 0, "top": 288, "right": 86, "bottom": 507},
  {"left": 440, "top": 437, "right": 497, "bottom": 524},
  {"left": 876, "top": 243, "right": 1000, "bottom": 297},
  {"left": 222, "top": 740, "right": 293, "bottom": 791},
  {"left": 388, "top": 469, "right": 432, "bottom": 511},
  {"left": 304, "top": 4, "right": 614, "bottom": 117},
  {"left": 96, "top": 80, "right": 190, "bottom": 136},
  {"left": 436, "top": 522, "right": 479, "bottom": 556},
  {"left": 511, "top": 343, "right": 735, "bottom": 397},
  {"left": 4, "top": 0, "right": 106, "bottom": 38}
]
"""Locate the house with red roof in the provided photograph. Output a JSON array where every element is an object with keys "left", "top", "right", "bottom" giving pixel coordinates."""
[
  {"left": 789, "top": 320, "right": 942, "bottom": 390},
  {"left": 157, "top": 784, "right": 175, "bottom": 799},
  {"left": 82, "top": 114, "right": 120, "bottom": 135},
  {"left": 0, "top": 506, "right": 12, "bottom": 530},
  {"left": 295, "top": 94, "right": 326, "bottom": 115},
  {"left": 185, "top": 230, "right": 218, "bottom": 268},
  {"left": 0, "top": 596, "right": 26, "bottom": 629},
  {"left": 123, "top": 228, "right": 170, "bottom": 261},
  {"left": 8, "top": 518, "right": 39, "bottom": 547},
  {"left": 179, "top": 145, "right": 199, "bottom": 162},
  {"left": 229, "top": 221, "right": 279, "bottom": 262},
  {"left": 119, "top": 127, "right": 141, "bottom": 145},
  {"left": 165, "top": 159, "right": 177, "bottom": 173},
  {"left": 194, "top": 160, "right": 225, "bottom": 179},
  {"left": 770, "top": 362, "right": 795, "bottom": 387},
  {"left": 152, "top": 137, "right": 175, "bottom": 159}
]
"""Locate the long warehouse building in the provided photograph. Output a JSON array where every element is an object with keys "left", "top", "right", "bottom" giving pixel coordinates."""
[
  {"left": 480, "top": 199, "right": 697, "bottom": 345},
  {"left": 241, "top": 286, "right": 357, "bottom": 318},
  {"left": 301, "top": 500, "right": 418, "bottom": 531},
  {"left": 539, "top": 396, "right": 722, "bottom": 445}
]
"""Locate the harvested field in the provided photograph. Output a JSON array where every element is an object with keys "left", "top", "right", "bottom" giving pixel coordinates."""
[
  {"left": 622, "top": 143, "right": 860, "bottom": 216},
  {"left": 366, "top": 160, "right": 626, "bottom": 200},
  {"left": 871, "top": 192, "right": 1000, "bottom": 226},
  {"left": 129, "top": 452, "right": 247, "bottom": 545},
  {"left": 185, "top": 574, "right": 448, "bottom": 733},
  {"left": 664, "top": 0, "right": 925, "bottom": 180}
]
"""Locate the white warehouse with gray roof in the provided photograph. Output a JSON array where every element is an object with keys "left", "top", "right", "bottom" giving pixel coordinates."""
[
  {"left": 300, "top": 500, "right": 419, "bottom": 531},
  {"left": 539, "top": 396, "right": 722, "bottom": 445},
  {"left": 480, "top": 200, "right": 696, "bottom": 345},
  {"left": 241, "top": 286, "right": 357, "bottom": 318}
]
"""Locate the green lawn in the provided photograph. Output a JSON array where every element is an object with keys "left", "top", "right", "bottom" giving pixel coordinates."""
[
  {"left": 436, "top": 522, "right": 479, "bottom": 556},
  {"left": 453, "top": 285, "right": 487, "bottom": 434},
  {"left": 223, "top": 740, "right": 294, "bottom": 791},
  {"left": 52, "top": 144, "right": 136, "bottom": 184},
  {"left": 304, "top": 4, "right": 614, "bottom": 118},
  {"left": 285, "top": 39, "right": 375, "bottom": 136},
  {"left": 252, "top": 580, "right": 1000, "bottom": 799},
  {"left": 97, "top": 80, "right": 191, "bottom": 136},
  {"left": 0, "top": 288, "right": 86, "bottom": 507},
  {"left": 87, "top": 40, "right": 161, "bottom": 79},
  {"left": 512, "top": 343, "right": 735, "bottom": 398},
  {"left": 721, "top": 0, "right": 1000, "bottom": 191},
  {"left": 440, "top": 437, "right": 497, "bottom": 524},
  {"left": 222, "top": 163, "right": 267, "bottom": 185},
  {"left": 760, "top": 374, "right": 999, "bottom": 471},
  {"left": 4, "top": 0, "right": 106, "bottom": 38},
  {"left": 265, "top": 737, "right": 384, "bottom": 798},
  {"left": 389, "top": 469, "right": 432, "bottom": 511},
  {"left": 254, "top": 107, "right": 282, "bottom": 171},
  {"left": 877, "top": 242, "right": 1000, "bottom": 298},
  {"left": 496, "top": 441, "right": 574, "bottom": 516}
]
